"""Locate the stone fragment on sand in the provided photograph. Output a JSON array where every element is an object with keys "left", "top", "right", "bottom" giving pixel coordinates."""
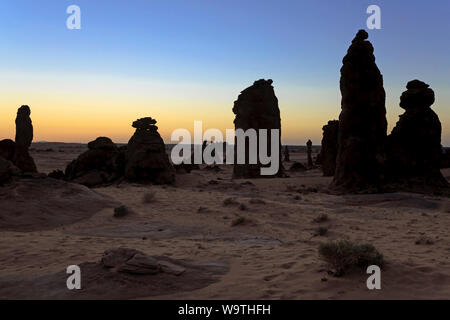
[
  {"left": 117, "top": 253, "right": 160, "bottom": 275},
  {"left": 158, "top": 260, "right": 186, "bottom": 276},
  {"left": 101, "top": 248, "right": 187, "bottom": 276}
]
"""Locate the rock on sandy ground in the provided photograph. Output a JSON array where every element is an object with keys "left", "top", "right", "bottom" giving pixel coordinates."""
[{"left": 0, "top": 145, "right": 449, "bottom": 299}]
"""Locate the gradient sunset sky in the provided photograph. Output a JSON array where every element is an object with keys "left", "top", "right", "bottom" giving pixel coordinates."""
[{"left": 1, "top": 0, "right": 449, "bottom": 145}]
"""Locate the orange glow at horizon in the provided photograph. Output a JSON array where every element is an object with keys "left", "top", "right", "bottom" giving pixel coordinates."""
[{"left": 1, "top": 72, "right": 449, "bottom": 146}]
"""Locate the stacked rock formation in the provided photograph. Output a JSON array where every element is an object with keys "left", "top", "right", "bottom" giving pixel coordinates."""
[
  {"left": 232, "top": 79, "right": 283, "bottom": 178},
  {"left": 332, "top": 30, "right": 387, "bottom": 192},
  {"left": 65, "top": 137, "right": 123, "bottom": 187},
  {"left": 64, "top": 118, "right": 174, "bottom": 186},
  {"left": 124, "top": 117, "right": 175, "bottom": 184},
  {"left": 386, "top": 80, "right": 448, "bottom": 188},
  {"left": 306, "top": 140, "right": 313, "bottom": 167},
  {"left": 320, "top": 120, "right": 339, "bottom": 176},
  {"left": 13, "top": 105, "right": 37, "bottom": 173}
]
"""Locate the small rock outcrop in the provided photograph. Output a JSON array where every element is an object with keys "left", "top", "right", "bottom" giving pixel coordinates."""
[
  {"left": 386, "top": 80, "right": 449, "bottom": 189},
  {"left": 0, "top": 157, "right": 20, "bottom": 184},
  {"left": 320, "top": 120, "right": 339, "bottom": 176},
  {"left": 0, "top": 139, "right": 16, "bottom": 161},
  {"left": 232, "top": 79, "right": 283, "bottom": 178},
  {"left": 13, "top": 105, "right": 37, "bottom": 173},
  {"left": 65, "top": 137, "right": 123, "bottom": 187},
  {"left": 125, "top": 117, "right": 175, "bottom": 184},
  {"left": 289, "top": 161, "right": 307, "bottom": 172},
  {"left": 332, "top": 30, "right": 387, "bottom": 192}
]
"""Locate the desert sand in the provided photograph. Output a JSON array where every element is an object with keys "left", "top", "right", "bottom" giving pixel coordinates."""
[{"left": 1, "top": 142, "right": 450, "bottom": 299}]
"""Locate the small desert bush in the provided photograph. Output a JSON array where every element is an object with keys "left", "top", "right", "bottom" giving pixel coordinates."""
[
  {"left": 313, "top": 213, "right": 329, "bottom": 223},
  {"left": 249, "top": 198, "right": 266, "bottom": 205},
  {"left": 113, "top": 205, "right": 129, "bottom": 218},
  {"left": 319, "top": 240, "right": 384, "bottom": 276},
  {"left": 142, "top": 191, "right": 156, "bottom": 203},
  {"left": 239, "top": 204, "right": 248, "bottom": 211},
  {"left": 231, "top": 216, "right": 246, "bottom": 227},
  {"left": 415, "top": 236, "right": 434, "bottom": 245},
  {"left": 223, "top": 197, "right": 239, "bottom": 206},
  {"left": 315, "top": 226, "right": 328, "bottom": 236}
]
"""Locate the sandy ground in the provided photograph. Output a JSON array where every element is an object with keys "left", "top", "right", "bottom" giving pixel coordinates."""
[{"left": 1, "top": 143, "right": 450, "bottom": 299}]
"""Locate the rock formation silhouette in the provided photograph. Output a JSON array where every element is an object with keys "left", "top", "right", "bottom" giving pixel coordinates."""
[
  {"left": 64, "top": 118, "right": 175, "bottom": 186},
  {"left": 65, "top": 137, "right": 123, "bottom": 187},
  {"left": 320, "top": 120, "right": 339, "bottom": 176},
  {"left": 13, "top": 105, "right": 37, "bottom": 173},
  {"left": 306, "top": 140, "right": 313, "bottom": 167},
  {"left": 332, "top": 30, "right": 387, "bottom": 192},
  {"left": 232, "top": 79, "right": 283, "bottom": 178},
  {"left": 386, "top": 80, "right": 449, "bottom": 189},
  {"left": 124, "top": 117, "right": 175, "bottom": 184}
]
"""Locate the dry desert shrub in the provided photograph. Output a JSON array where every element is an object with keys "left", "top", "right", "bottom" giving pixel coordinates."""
[
  {"left": 231, "top": 216, "right": 246, "bottom": 227},
  {"left": 313, "top": 213, "right": 329, "bottom": 223},
  {"left": 319, "top": 240, "right": 384, "bottom": 276},
  {"left": 142, "top": 191, "right": 156, "bottom": 203},
  {"left": 113, "top": 205, "right": 129, "bottom": 218}
]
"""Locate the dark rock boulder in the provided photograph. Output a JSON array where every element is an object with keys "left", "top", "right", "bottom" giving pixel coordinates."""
[
  {"left": 386, "top": 80, "right": 449, "bottom": 190},
  {"left": 332, "top": 30, "right": 387, "bottom": 192},
  {"left": 0, "top": 139, "right": 16, "bottom": 161},
  {"left": 124, "top": 117, "right": 175, "bottom": 184},
  {"left": 65, "top": 137, "right": 122, "bottom": 187},
  {"left": 0, "top": 157, "right": 21, "bottom": 184}
]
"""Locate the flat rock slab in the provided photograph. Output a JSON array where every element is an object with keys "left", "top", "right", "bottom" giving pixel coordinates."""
[
  {"left": 0, "top": 251, "right": 228, "bottom": 300},
  {"left": 0, "top": 178, "right": 120, "bottom": 232}
]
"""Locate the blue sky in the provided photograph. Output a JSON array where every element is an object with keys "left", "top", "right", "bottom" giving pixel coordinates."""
[{"left": 0, "top": 0, "right": 449, "bottom": 144}]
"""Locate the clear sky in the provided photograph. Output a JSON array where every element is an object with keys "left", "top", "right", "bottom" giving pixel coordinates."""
[{"left": 0, "top": 0, "right": 449, "bottom": 145}]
